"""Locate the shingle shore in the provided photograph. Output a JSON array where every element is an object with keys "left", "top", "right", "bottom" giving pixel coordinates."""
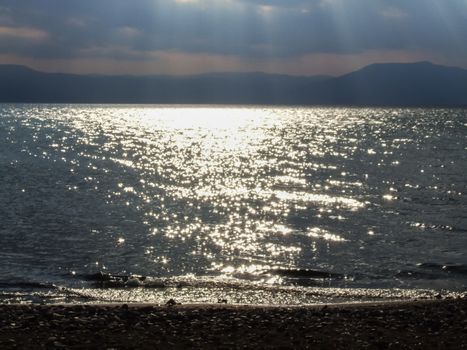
[{"left": 1, "top": 298, "right": 466, "bottom": 349}]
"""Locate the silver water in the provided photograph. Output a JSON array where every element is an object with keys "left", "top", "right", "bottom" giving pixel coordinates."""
[{"left": 0, "top": 105, "right": 466, "bottom": 304}]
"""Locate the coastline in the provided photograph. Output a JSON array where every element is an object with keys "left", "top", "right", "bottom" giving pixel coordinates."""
[{"left": 1, "top": 298, "right": 466, "bottom": 349}]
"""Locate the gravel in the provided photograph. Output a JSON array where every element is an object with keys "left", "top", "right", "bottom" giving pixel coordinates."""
[{"left": 1, "top": 298, "right": 466, "bottom": 349}]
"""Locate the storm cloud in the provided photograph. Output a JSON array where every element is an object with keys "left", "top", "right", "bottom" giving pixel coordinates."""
[{"left": 0, "top": 0, "right": 466, "bottom": 75}]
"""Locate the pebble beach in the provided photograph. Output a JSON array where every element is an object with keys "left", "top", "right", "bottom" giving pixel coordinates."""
[{"left": 1, "top": 298, "right": 467, "bottom": 349}]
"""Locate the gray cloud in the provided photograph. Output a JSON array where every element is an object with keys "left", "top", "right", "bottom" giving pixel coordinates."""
[{"left": 0, "top": 0, "right": 466, "bottom": 66}]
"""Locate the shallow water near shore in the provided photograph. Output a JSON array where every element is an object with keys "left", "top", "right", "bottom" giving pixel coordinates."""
[{"left": 1, "top": 104, "right": 466, "bottom": 304}]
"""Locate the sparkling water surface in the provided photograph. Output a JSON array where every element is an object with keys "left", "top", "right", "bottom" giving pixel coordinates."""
[{"left": 1, "top": 104, "right": 466, "bottom": 304}]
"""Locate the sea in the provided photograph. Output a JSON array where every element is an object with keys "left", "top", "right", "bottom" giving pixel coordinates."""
[{"left": 1, "top": 104, "right": 466, "bottom": 305}]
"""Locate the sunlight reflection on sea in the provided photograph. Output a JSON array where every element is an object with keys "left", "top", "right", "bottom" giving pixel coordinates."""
[{"left": 1, "top": 105, "right": 466, "bottom": 303}]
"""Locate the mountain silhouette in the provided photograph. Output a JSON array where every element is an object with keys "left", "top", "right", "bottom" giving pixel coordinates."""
[
  {"left": 1, "top": 62, "right": 466, "bottom": 106},
  {"left": 309, "top": 61, "right": 467, "bottom": 106}
]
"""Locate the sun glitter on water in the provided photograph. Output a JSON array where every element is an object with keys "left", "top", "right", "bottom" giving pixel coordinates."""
[{"left": 3, "top": 104, "right": 466, "bottom": 300}]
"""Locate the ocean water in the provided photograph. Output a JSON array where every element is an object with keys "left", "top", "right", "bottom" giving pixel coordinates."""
[{"left": 0, "top": 104, "right": 466, "bottom": 305}]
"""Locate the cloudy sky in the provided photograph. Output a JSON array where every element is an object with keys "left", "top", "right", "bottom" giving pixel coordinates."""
[{"left": 0, "top": 0, "right": 466, "bottom": 76}]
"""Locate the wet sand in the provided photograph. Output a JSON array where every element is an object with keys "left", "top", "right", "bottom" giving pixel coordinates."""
[{"left": 1, "top": 298, "right": 467, "bottom": 349}]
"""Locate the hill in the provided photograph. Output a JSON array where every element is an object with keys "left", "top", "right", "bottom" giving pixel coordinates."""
[{"left": 1, "top": 62, "right": 466, "bottom": 106}]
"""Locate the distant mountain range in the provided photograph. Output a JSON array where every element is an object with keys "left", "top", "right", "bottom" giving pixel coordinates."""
[{"left": 1, "top": 62, "right": 467, "bottom": 106}]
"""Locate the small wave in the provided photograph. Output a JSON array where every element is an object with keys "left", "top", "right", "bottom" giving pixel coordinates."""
[
  {"left": 1, "top": 272, "right": 464, "bottom": 305},
  {"left": 0, "top": 281, "right": 57, "bottom": 289},
  {"left": 0, "top": 279, "right": 103, "bottom": 304},
  {"left": 265, "top": 269, "right": 345, "bottom": 279},
  {"left": 417, "top": 263, "right": 467, "bottom": 275},
  {"left": 0, "top": 289, "right": 99, "bottom": 304},
  {"left": 58, "top": 284, "right": 463, "bottom": 305},
  {"left": 80, "top": 273, "right": 177, "bottom": 288},
  {"left": 78, "top": 269, "right": 348, "bottom": 290},
  {"left": 394, "top": 270, "right": 439, "bottom": 280},
  {"left": 79, "top": 272, "right": 264, "bottom": 289},
  {"left": 408, "top": 223, "right": 467, "bottom": 233}
]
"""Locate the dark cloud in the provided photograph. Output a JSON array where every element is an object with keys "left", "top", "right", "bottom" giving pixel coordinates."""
[{"left": 0, "top": 0, "right": 466, "bottom": 63}]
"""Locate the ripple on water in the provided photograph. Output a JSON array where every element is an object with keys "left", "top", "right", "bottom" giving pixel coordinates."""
[{"left": 0, "top": 105, "right": 466, "bottom": 303}]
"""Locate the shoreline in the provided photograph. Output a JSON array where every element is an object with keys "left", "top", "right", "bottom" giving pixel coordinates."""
[{"left": 1, "top": 298, "right": 466, "bottom": 349}]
